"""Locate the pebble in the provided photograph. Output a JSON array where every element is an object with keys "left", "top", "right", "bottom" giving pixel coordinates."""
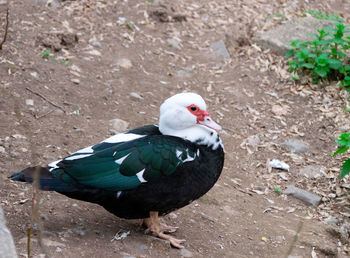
[
  {"left": 30, "top": 71, "right": 39, "bottom": 79},
  {"left": 180, "top": 248, "right": 193, "bottom": 257},
  {"left": 25, "top": 99, "right": 34, "bottom": 106},
  {"left": 109, "top": 118, "right": 129, "bottom": 133},
  {"left": 91, "top": 41, "right": 102, "bottom": 48},
  {"left": 283, "top": 185, "right": 321, "bottom": 206},
  {"left": 298, "top": 165, "right": 326, "bottom": 179},
  {"left": 325, "top": 216, "right": 338, "bottom": 226},
  {"left": 139, "top": 245, "right": 148, "bottom": 250},
  {"left": 0, "top": 146, "right": 5, "bottom": 153},
  {"left": 280, "top": 139, "right": 309, "bottom": 153},
  {"left": 86, "top": 49, "right": 102, "bottom": 56},
  {"left": 72, "top": 228, "right": 85, "bottom": 236},
  {"left": 117, "top": 58, "right": 133, "bottom": 69},
  {"left": 130, "top": 92, "right": 143, "bottom": 100},
  {"left": 71, "top": 78, "right": 80, "bottom": 84},
  {"left": 167, "top": 38, "right": 181, "bottom": 49},
  {"left": 209, "top": 40, "right": 230, "bottom": 59},
  {"left": 176, "top": 67, "right": 192, "bottom": 77}
]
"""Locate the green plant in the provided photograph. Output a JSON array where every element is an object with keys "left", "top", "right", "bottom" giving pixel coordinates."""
[
  {"left": 305, "top": 10, "right": 343, "bottom": 22},
  {"left": 41, "top": 49, "right": 51, "bottom": 58},
  {"left": 333, "top": 132, "right": 350, "bottom": 178},
  {"left": 286, "top": 22, "right": 350, "bottom": 89}
]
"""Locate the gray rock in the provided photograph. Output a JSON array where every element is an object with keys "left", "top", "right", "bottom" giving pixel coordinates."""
[
  {"left": 280, "top": 139, "right": 309, "bottom": 153},
  {"left": 91, "top": 41, "right": 102, "bottom": 48},
  {"left": 167, "top": 38, "right": 181, "bottom": 50},
  {"left": 0, "top": 205, "right": 18, "bottom": 258},
  {"left": 325, "top": 216, "right": 339, "bottom": 227},
  {"left": 176, "top": 67, "right": 192, "bottom": 77},
  {"left": 116, "top": 58, "right": 133, "bottom": 69},
  {"left": 109, "top": 118, "right": 129, "bottom": 133},
  {"left": 254, "top": 17, "right": 336, "bottom": 55},
  {"left": 298, "top": 165, "right": 327, "bottom": 179},
  {"left": 209, "top": 40, "right": 230, "bottom": 59},
  {"left": 72, "top": 228, "right": 85, "bottom": 236},
  {"left": 130, "top": 92, "right": 143, "bottom": 100},
  {"left": 283, "top": 185, "right": 321, "bottom": 206},
  {"left": 26, "top": 99, "right": 34, "bottom": 106},
  {"left": 0, "top": 146, "right": 5, "bottom": 153},
  {"left": 180, "top": 248, "right": 193, "bottom": 257}
]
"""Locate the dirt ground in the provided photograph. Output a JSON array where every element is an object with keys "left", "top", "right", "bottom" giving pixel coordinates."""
[{"left": 1, "top": 0, "right": 350, "bottom": 257}]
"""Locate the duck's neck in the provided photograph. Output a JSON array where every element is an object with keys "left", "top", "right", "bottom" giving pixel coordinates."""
[{"left": 159, "top": 124, "right": 223, "bottom": 150}]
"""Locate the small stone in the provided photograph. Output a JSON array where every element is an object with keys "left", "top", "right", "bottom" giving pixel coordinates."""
[
  {"left": 56, "top": 247, "right": 62, "bottom": 253},
  {"left": 109, "top": 118, "right": 129, "bottom": 133},
  {"left": 180, "top": 248, "right": 193, "bottom": 257},
  {"left": 280, "top": 139, "right": 309, "bottom": 153},
  {"left": 91, "top": 41, "right": 102, "bottom": 48},
  {"left": 271, "top": 104, "right": 289, "bottom": 116},
  {"left": 325, "top": 216, "right": 338, "bottom": 226},
  {"left": 0, "top": 146, "right": 5, "bottom": 153},
  {"left": 86, "top": 49, "right": 102, "bottom": 56},
  {"left": 176, "top": 67, "right": 192, "bottom": 77},
  {"left": 72, "top": 228, "right": 85, "bottom": 236},
  {"left": 117, "top": 58, "right": 133, "bottom": 69},
  {"left": 275, "top": 235, "right": 285, "bottom": 243},
  {"left": 283, "top": 185, "right": 321, "bottom": 206},
  {"left": 167, "top": 38, "right": 181, "bottom": 49},
  {"left": 30, "top": 71, "right": 39, "bottom": 79},
  {"left": 71, "top": 78, "right": 80, "bottom": 84},
  {"left": 26, "top": 99, "right": 34, "bottom": 106},
  {"left": 298, "top": 165, "right": 326, "bottom": 179},
  {"left": 130, "top": 92, "right": 143, "bottom": 100},
  {"left": 12, "top": 134, "right": 26, "bottom": 140},
  {"left": 139, "top": 245, "right": 148, "bottom": 250},
  {"left": 209, "top": 40, "right": 230, "bottom": 59}
]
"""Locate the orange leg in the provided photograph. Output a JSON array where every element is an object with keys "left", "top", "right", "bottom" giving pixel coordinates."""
[{"left": 142, "top": 211, "right": 185, "bottom": 249}]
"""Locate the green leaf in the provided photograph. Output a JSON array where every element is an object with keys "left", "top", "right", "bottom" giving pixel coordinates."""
[
  {"left": 327, "top": 59, "right": 343, "bottom": 70},
  {"left": 285, "top": 49, "right": 294, "bottom": 58},
  {"left": 333, "top": 145, "right": 349, "bottom": 156},
  {"left": 301, "top": 63, "right": 315, "bottom": 69},
  {"left": 340, "top": 159, "right": 350, "bottom": 179},
  {"left": 274, "top": 187, "right": 282, "bottom": 194},
  {"left": 314, "top": 66, "right": 329, "bottom": 77},
  {"left": 335, "top": 133, "right": 350, "bottom": 146}
]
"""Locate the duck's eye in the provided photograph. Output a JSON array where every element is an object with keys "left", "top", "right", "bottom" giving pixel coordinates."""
[{"left": 190, "top": 106, "right": 197, "bottom": 111}]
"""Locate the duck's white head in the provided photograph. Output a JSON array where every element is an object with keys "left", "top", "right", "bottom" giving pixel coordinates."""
[{"left": 159, "top": 92, "right": 223, "bottom": 150}]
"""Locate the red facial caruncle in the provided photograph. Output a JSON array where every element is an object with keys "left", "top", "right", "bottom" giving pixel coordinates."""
[
  {"left": 187, "top": 104, "right": 221, "bottom": 131},
  {"left": 187, "top": 104, "right": 210, "bottom": 123}
]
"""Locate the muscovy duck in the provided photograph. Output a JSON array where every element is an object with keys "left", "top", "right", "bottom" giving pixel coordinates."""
[{"left": 10, "top": 92, "right": 224, "bottom": 248}]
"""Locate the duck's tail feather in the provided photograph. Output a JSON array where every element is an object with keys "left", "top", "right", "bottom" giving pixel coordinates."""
[{"left": 10, "top": 166, "right": 77, "bottom": 192}]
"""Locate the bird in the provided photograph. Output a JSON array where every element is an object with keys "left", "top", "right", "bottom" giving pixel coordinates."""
[{"left": 10, "top": 92, "right": 225, "bottom": 249}]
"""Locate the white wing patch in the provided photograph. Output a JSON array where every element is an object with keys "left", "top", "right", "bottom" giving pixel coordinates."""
[
  {"left": 176, "top": 148, "right": 198, "bottom": 163},
  {"left": 48, "top": 159, "right": 61, "bottom": 171},
  {"left": 75, "top": 146, "right": 94, "bottom": 154},
  {"left": 103, "top": 133, "right": 145, "bottom": 144},
  {"left": 65, "top": 154, "right": 93, "bottom": 161},
  {"left": 116, "top": 191, "right": 122, "bottom": 198},
  {"left": 136, "top": 168, "right": 147, "bottom": 183},
  {"left": 115, "top": 153, "right": 131, "bottom": 165}
]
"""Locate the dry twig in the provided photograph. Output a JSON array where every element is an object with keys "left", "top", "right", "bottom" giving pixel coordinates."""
[
  {"left": 26, "top": 87, "right": 66, "bottom": 113},
  {"left": 0, "top": 8, "right": 9, "bottom": 50}
]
